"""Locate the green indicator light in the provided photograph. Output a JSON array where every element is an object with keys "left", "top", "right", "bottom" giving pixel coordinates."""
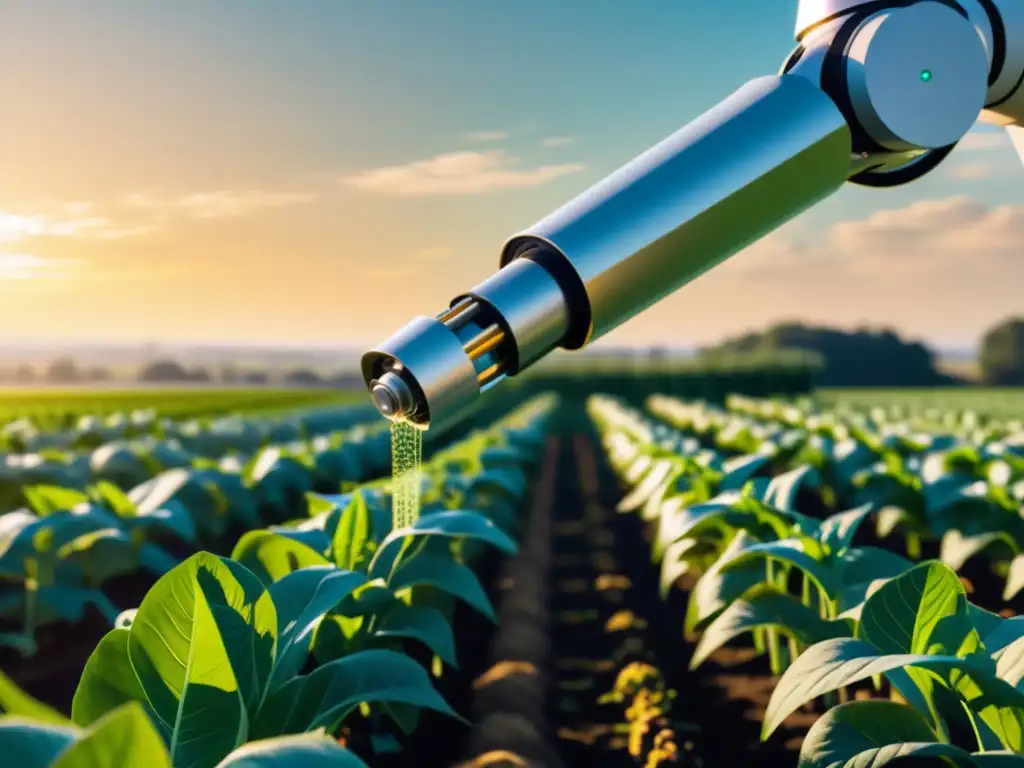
[{"left": 920, "top": 69, "right": 932, "bottom": 82}]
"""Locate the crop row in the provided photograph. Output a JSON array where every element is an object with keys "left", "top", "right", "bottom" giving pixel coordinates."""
[
  {"left": 0, "top": 393, "right": 558, "bottom": 766},
  {"left": 648, "top": 393, "right": 1023, "bottom": 601},
  {"left": 589, "top": 394, "right": 1024, "bottom": 766},
  {"left": 0, "top": 399, "right": 377, "bottom": 454},
  {"left": 0, "top": 389, "right": 365, "bottom": 433},
  {"left": 0, "top": 403, "right": 396, "bottom": 655}
]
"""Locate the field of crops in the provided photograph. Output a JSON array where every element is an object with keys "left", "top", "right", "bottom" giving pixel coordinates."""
[
  {"left": 0, "top": 384, "right": 1022, "bottom": 766},
  {"left": 0, "top": 388, "right": 365, "bottom": 430},
  {"left": 818, "top": 387, "right": 1024, "bottom": 421}
]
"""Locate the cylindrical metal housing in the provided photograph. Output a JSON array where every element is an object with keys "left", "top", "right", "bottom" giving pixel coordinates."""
[
  {"left": 971, "top": 0, "right": 1024, "bottom": 126},
  {"left": 499, "top": 74, "right": 852, "bottom": 347},
  {"left": 361, "top": 315, "right": 481, "bottom": 430},
  {"left": 361, "top": 255, "right": 574, "bottom": 430},
  {"left": 454, "top": 256, "right": 570, "bottom": 372}
]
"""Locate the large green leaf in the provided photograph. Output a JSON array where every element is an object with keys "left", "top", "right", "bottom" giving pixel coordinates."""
[
  {"left": 374, "top": 603, "right": 458, "bottom": 667},
  {"left": 857, "top": 561, "right": 1024, "bottom": 749},
  {"left": 0, "top": 718, "right": 80, "bottom": 766},
  {"left": 0, "top": 670, "right": 71, "bottom": 725},
  {"left": 366, "top": 510, "right": 517, "bottom": 582},
  {"left": 616, "top": 458, "right": 677, "bottom": 513},
  {"left": 52, "top": 702, "right": 171, "bottom": 768},
  {"left": 769, "top": 639, "right": 938, "bottom": 734},
  {"left": 252, "top": 649, "right": 460, "bottom": 738},
  {"left": 231, "top": 531, "right": 331, "bottom": 586},
  {"left": 858, "top": 561, "right": 976, "bottom": 656},
  {"left": 941, "top": 530, "right": 1018, "bottom": 573},
  {"left": 22, "top": 485, "right": 90, "bottom": 516},
  {"left": 719, "top": 539, "right": 837, "bottom": 598},
  {"left": 658, "top": 538, "right": 700, "bottom": 599},
  {"left": 838, "top": 547, "right": 914, "bottom": 591},
  {"left": 692, "top": 584, "right": 849, "bottom": 669},
  {"left": 215, "top": 733, "right": 369, "bottom": 767},
  {"left": 685, "top": 533, "right": 763, "bottom": 636},
  {"left": 798, "top": 700, "right": 941, "bottom": 768},
  {"left": 1004, "top": 555, "right": 1024, "bottom": 602},
  {"left": 969, "top": 754, "right": 1024, "bottom": 766},
  {"left": 266, "top": 567, "right": 367, "bottom": 692},
  {"left": 331, "top": 493, "right": 373, "bottom": 572},
  {"left": 128, "top": 553, "right": 278, "bottom": 768},
  {"left": 387, "top": 551, "right": 495, "bottom": 621},
  {"left": 760, "top": 465, "right": 820, "bottom": 511},
  {"left": 842, "top": 743, "right": 981, "bottom": 767},
  {"left": 764, "top": 637, "right": 1024, "bottom": 747},
  {"left": 719, "top": 454, "right": 770, "bottom": 492},
  {"left": 72, "top": 628, "right": 146, "bottom": 726},
  {"left": 994, "top": 635, "right": 1024, "bottom": 688},
  {"left": 814, "top": 505, "right": 873, "bottom": 554},
  {"left": 983, "top": 617, "right": 1024, "bottom": 655}
]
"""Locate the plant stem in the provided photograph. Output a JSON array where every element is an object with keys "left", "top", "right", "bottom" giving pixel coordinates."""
[
  {"left": 906, "top": 531, "right": 921, "bottom": 560},
  {"left": 766, "top": 558, "right": 782, "bottom": 675}
]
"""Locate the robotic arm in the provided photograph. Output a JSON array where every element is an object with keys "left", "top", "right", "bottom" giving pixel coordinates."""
[{"left": 361, "top": 0, "right": 1024, "bottom": 431}]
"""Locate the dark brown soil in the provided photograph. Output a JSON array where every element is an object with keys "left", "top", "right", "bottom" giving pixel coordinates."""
[{"left": 541, "top": 426, "right": 808, "bottom": 767}]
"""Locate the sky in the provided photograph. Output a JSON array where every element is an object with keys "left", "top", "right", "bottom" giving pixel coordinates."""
[{"left": 2, "top": 0, "right": 1024, "bottom": 350}]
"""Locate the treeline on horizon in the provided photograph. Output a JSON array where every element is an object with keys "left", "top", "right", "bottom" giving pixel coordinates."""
[
  {"left": 0, "top": 357, "right": 364, "bottom": 389},
  {"left": 702, "top": 315, "right": 1024, "bottom": 387},
  {"left": 4, "top": 315, "right": 1024, "bottom": 389}
]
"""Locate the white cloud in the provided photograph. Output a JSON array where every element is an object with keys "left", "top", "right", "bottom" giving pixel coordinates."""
[
  {"left": 0, "top": 208, "right": 148, "bottom": 243},
  {"left": 541, "top": 136, "right": 574, "bottom": 148},
  {"left": 594, "top": 194, "right": 1024, "bottom": 347},
  {"left": 957, "top": 130, "right": 1010, "bottom": 151},
  {"left": 947, "top": 161, "right": 996, "bottom": 180},
  {"left": 0, "top": 253, "right": 80, "bottom": 280},
  {"left": 725, "top": 196, "right": 1024, "bottom": 279},
  {"left": 462, "top": 131, "right": 508, "bottom": 142},
  {"left": 173, "top": 190, "right": 315, "bottom": 220},
  {"left": 125, "top": 189, "right": 314, "bottom": 220},
  {"left": 344, "top": 150, "right": 586, "bottom": 196}
]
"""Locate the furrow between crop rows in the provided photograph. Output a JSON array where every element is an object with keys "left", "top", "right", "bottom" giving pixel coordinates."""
[{"left": 455, "top": 434, "right": 564, "bottom": 768}]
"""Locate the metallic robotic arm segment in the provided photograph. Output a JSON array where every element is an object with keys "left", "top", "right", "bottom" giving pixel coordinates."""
[{"left": 361, "top": 0, "right": 1001, "bottom": 431}]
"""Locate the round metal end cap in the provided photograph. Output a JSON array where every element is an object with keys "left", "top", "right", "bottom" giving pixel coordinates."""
[
  {"left": 370, "top": 371, "right": 414, "bottom": 421},
  {"left": 372, "top": 384, "right": 400, "bottom": 417}
]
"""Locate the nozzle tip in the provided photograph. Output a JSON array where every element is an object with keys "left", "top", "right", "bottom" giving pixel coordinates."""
[
  {"left": 371, "top": 384, "right": 399, "bottom": 416},
  {"left": 370, "top": 370, "right": 415, "bottom": 421}
]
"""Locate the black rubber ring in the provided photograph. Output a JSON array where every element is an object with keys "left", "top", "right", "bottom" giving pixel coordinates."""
[
  {"left": 819, "top": 8, "right": 889, "bottom": 155},
  {"left": 850, "top": 143, "right": 958, "bottom": 187},
  {"left": 974, "top": 0, "right": 1007, "bottom": 88},
  {"left": 986, "top": 68, "right": 1024, "bottom": 110},
  {"left": 781, "top": 44, "right": 806, "bottom": 74}
]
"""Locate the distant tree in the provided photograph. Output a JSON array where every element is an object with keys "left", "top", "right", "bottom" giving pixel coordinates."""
[
  {"left": 84, "top": 367, "right": 111, "bottom": 381},
  {"left": 328, "top": 372, "right": 363, "bottom": 389},
  {"left": 220, "top": 364, "right": 241, "bottom": 384},
  {"left": 187, "top": 367, "right": 211, "bottom": 383},
  {"left": 45, "top": 357, "right": 80, "bottom": 383},
  {"left": 284, "top": 368, "right": 322, "bottom": 387},
  {"left": 242, "top": 371, "right": 269, "bottom": 385},
  {"left": 704, "top": 321, "right": 956, "bottom": 387},
  {"left": 979, "top": 317, "right": 1024, "bottom": 386},
  {"left": 14, "top": 364, "right": 34, "bottom": 383},
  {"left": 138, "top": 359, "right": 191, "bottom": 382}
]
